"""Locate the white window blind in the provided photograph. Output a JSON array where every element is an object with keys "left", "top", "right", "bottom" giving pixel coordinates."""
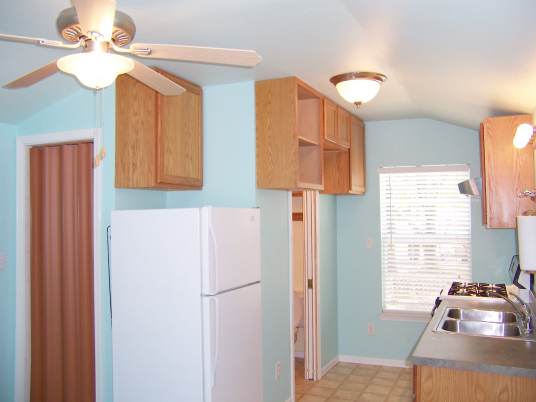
[{"left": 379, "top": 165, "right": 472, "bottom": 313}]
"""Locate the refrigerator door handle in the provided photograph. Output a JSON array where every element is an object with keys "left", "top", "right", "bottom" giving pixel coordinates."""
[
  {"left": 210, "top": 297, "right": 220, "bottom": 389},
  {"left": 208, "top": 222, "right": 219, "bottom": 294}
]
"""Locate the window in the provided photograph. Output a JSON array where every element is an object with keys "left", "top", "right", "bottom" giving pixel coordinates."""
[{"left": 379, "top": 165, "right": 471, "bottom": 315}]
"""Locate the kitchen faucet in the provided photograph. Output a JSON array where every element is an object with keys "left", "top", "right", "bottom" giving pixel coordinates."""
[{"left": 487, "top": 291, "right": 534, "bottom": 335}]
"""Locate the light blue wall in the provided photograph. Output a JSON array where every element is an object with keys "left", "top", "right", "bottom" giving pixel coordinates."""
[
  {"left": 115, "top": 189, "right": 166, "bottom": 210},
  {"left": 17, "top": 87, "right": 118, "bottom": 402},
  {"left": 1, "top": 80, "right": 294, "bottom": 402},
  {"left": 256, "top": 190, "right": 291, "bottom": 402},
  {"left": 337, "top": 118, "right": 517, "bottom": 361},
  {"left": 0, "top": 123, "right": 18, "bottom": 402},
  {"left": 166, "top": 82, "right": 291, "bottom": 402},
  {"left": 319, "top": 195, "right": 338, "bottom": 367},
  {"left": 166, "top": 82, "right": 256, "bottom": 208},
  {"left": 13, "top": 87, "right": 167, "bottom": 402}
]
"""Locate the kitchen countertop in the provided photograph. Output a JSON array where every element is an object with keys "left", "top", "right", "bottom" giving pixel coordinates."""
[{"left": 409, "top": 298, "right": 536, "bottom": 378}]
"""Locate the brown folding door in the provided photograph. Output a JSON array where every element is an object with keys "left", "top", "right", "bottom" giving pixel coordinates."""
[{"left": 29, "top": 142, "right": 95, "bottom": 402}]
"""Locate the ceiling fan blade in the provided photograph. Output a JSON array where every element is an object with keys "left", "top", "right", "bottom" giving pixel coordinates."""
[
  {"left": 72, "top": 0, "right": 116, "bottom": 41},
  {"left": 127, "top": 43, "right": 262, "bottom": 67},
  {"left": 0, "top": 33, "right": 81, "bottom": 49},
  {"left": 3, "top": 61, "right": 59, "bottom": 89},
  {"left": 127, "top": 61, "right": 185, "bottom": 96}
]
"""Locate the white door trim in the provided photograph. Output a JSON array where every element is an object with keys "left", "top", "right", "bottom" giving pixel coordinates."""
[
  {"left": 287, "top": 192, "right": 295, "bottom": 402},
  {"left": 303, "top": 190, "right": 320, "bottom": 381},
  {"left": 15, "top": 129, "right": 104, "bottom": 402},
  {"left": 288, "top": 190, "right": 321, "bottom": 401}
]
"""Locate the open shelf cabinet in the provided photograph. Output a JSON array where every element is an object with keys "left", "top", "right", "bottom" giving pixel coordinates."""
[{"left": 256, "top": 76, "right": 324, "bottom": 190}]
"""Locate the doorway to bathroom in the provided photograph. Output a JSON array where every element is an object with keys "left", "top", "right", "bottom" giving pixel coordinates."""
[{"left": 290, "top": 190, "right": 320, "bottom": 395}]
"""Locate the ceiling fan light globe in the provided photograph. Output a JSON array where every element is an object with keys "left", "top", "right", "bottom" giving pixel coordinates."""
[
  {"left": 57, "top": 52, "right": 134, "bottom": 89},
  {"left": 335, "top": 79, "right": 381, "bottom": 104},
  {"left": 513, "top": 123, "right": 534, "bottom": 149}
]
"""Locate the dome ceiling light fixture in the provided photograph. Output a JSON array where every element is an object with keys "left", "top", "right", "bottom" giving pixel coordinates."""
[{"left": 329, "top": 71, "right": 387, "bottom": 108}]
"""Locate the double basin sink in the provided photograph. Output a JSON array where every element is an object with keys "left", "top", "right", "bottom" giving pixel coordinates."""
[{"left": 434, "top": 307, "right": 535, "bottom": 341}]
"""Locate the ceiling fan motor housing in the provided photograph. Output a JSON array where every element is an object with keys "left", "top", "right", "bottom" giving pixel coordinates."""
[{"left": 56, "top": 7, "right": 136, "bottom": 47}]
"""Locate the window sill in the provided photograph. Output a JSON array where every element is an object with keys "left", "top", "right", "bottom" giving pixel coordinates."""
[{"left": 380, "top": 310, "right": 431, "bottom": 322}]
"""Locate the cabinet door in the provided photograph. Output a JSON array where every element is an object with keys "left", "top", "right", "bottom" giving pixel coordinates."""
[
  {"left": 115, "top": 74, "right": 158, "bottom": 188},
  {"left": 479, "top": 123, "right": 488, "bottom": 225},
  {"left": 483, "top": 115, "right": 534, "bottom": 228},
  {"left": 337, "top": 107, "right": 350, "bottom": 148},
  {"left": 323, "top": 151, "right": 350, "bottom": 194},
  {"left": 156, "top": 70, "right": 203, "bottom": 187},
  {"left": 349, "top": 117, "right": 365, "bottom": 194},
  {"left": 323, "top": 99, "right": 338, "bottom": 144}
]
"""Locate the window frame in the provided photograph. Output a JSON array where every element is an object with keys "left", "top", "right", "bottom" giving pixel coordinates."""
[{"left": 378, "top": 164, "right": 472, "bottom": 321}]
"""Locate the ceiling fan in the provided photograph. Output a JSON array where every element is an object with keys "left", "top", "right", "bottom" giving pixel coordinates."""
[{"left": 0, "top": 0, "right": 262, "bottom": 95}]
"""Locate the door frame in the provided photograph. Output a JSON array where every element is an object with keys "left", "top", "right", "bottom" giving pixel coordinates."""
[
  {"left": 15, "top": 129, "right": 104, "bottom": 402},
  {"left": 288, "top": 190, "right": 321, "bottom": 400}
]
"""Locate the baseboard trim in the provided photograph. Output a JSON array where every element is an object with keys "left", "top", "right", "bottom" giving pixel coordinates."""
[
  {"left": 321, "top": 356, "right": 339, "bottom": 376},
  {"left": 338, "top": 355, "right": 411, "bottom": 368}
]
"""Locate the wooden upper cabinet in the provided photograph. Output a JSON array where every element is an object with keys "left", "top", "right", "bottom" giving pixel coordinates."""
[
  {"left": 323, "top": 115, "right": 366, "bottom": 195},
  {"left": 323, "top": 99, "right": 350, "bottom": 150},
  {"left": 349, "top": 116, "right": 365, "bottom": 194},
  {"left": 115, "top": 69, "right": 202, "bottom": 190},
  {"left": 481, "top": 115, "right": 534, "bottom": 228},
  {"left": 256, "top": 76, "right": 324, "bottom": 190},
  {"left": 337, "top": 107, "right": 350, "bottom": 148},
  {"left": 323, "top": 99, "right": 338, "bottom": 146}
]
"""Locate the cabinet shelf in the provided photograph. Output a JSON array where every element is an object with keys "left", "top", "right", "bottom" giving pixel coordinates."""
[{"left": 298, "top": 136, "right": 319, "bottom": 146}]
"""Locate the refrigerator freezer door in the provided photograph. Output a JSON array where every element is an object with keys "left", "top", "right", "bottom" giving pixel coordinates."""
[
  {"left": 201, "top": 207, "right": 261, "bottom": 295},
  {"left": 111, "top": 209, "right": 204, "bottom": 402},
  {"left": 202, "top": 283, "right": 262, "bottom": 402}
]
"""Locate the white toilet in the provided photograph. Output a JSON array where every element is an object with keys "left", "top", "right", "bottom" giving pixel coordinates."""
[{"left": 293, "top": 290, "right": 304, "bottom": 343}]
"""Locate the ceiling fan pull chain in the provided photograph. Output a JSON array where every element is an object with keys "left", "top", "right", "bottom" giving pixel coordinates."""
[{"left": 94, "top": 88, "right": 106, "bottom": 167}]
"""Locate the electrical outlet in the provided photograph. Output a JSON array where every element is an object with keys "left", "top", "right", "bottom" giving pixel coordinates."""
[
  {"left": 367, "top": 323, "right": 375, "bottom": 336},
  {"left": 275, "top": 361, "right": 281, "bottom": 381}
]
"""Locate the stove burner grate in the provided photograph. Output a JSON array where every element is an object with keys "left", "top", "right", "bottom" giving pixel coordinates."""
[{"left": 447, "top": 282, "right": 507, "bottom": 298}]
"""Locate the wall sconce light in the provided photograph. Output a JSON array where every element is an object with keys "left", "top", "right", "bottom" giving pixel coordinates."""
[{"left": 513, "top": 123, "right": 536, "bottom": 149}]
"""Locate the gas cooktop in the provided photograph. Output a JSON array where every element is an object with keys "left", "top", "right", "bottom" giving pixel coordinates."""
[{"left": 447, "top": 282, "right": 508, "bottom": 298}]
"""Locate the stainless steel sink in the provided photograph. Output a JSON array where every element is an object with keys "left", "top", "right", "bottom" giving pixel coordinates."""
[
  {"left": 433, "top": 306, "right": 536, "bottom": 341},
  {"left": 446, "top": 308, "right": 517, "bottom": 323},
  {"left": 440, "top": 319, "right": 522, "bottom": 337}
]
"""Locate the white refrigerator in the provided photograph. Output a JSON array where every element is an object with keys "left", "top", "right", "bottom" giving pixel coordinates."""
[{"left": 110, "top": 207, "right": 262, "bottom": 402}]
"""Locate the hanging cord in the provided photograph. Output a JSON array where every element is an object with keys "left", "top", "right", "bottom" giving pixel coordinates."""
[
  {"left": 93, "top": 89, "right": 105, "bottom": 167},
  {"left": 95, "top": 88, "right": 103, "bottom": 130},
  {"left": 106, "top": 225, "right": 113, "bottom": 321}
]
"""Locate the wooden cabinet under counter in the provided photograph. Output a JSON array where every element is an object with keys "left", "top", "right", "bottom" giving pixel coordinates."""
[
  {"left": 413, "top": 365, "right": 536, "bottom": 402},
  {"left": 115, "top": 68, "right": 203, "bottom": 190},
  {"left": 480, "top": 115, "right": 534, "bottom": 228}
]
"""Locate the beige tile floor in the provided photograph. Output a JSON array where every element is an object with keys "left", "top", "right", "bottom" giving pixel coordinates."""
[{"left": 294, "top": 359, "right": 413, "bottom": 402}]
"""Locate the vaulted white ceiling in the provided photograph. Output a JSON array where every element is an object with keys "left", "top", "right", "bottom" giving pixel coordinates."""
[{"left": 1, "top": 0, "right": 536, "bottom": 128}]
